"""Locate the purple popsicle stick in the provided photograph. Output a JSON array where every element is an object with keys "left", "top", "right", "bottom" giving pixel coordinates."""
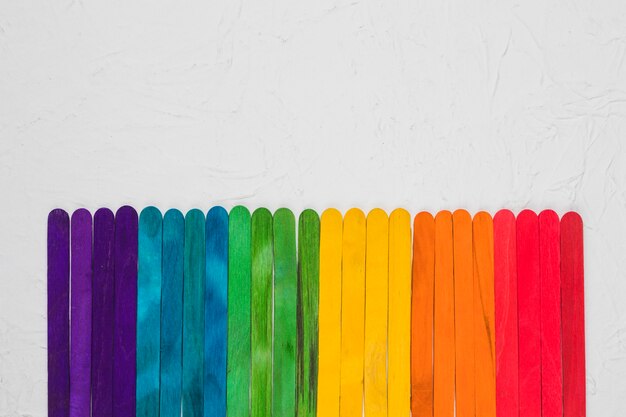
[
  {"left": 48, "top": 209, "right": 70, "bottom": 417},
  {"left": 113, "top": 206, "right": 138, "bottom": 417},
  {"left": 70, "top": 209, "right": 93, "bottom": 417},
  {"left": 92, "top": 208, "right": 115, "bottom": 417}
]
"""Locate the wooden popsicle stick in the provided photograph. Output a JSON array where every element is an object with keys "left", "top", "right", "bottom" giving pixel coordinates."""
[
  {"left": 113, "top": 206, "right": 138, "bottom": 417},
  {"left": 411, "top": 212, "right": 435, "bottom": 417},
  {"left": 473, "top": 212, "right": 496, "bottom": 417},
  {"left": 296, "top": 209, "right": 320, "bottom": 417},
  {"left": 251, "top": 208, "right": 273, "bottom": 417},
  {"left": 183, "top": 209, "right": 205, "bottom": 417},
  {"left": 539, "top": 210, "right": 563, "bottom": 417},
  {"left": 205, "top": 207, "right": 229, "bottom": 417},
  {"left": 317, "top": 209, "right": 343, "bottom": 417},
  {"left": 92, "top": 209, "right": 115, "bottom": 417},
  {"left": 387, "top": 209, "right": 412, "bottom": 417},
  {"left": 493, "top": 210, "right": 519, "bottom": 417},
  {"left": 364, "top": 209, "right": 389, "bottom": 417},
  {"left": 339, "top": 208, "right": 367, "bottom": 417},
  {"left": 561, "top": 212, "right": 585, "bottom": 417},
  {"left": 48, "top": 209, "right": 70, "bottom": 417},
  {"left": 273, "top": 208, "right": 298, "bottom": 417},
  {"left": 451, "top": 209, "right": 474, "bottom": 417},
  {"left": 160, "top": 209, "right": 185, "bottom": 417},
  {"left": 70, "top": 209, "right": 92, "bottom": 417},
  {"left": 433, "top": 211, "right": 455, "bottom": 417},
  {"left": 137, "top": 207, "right": 163, "bottom": 417},
  {"left": 227, "top": 206, "right": 252, "bottom": 417},
  {"left": 516, "top": 210, "right": 541, "bottom": 417}
]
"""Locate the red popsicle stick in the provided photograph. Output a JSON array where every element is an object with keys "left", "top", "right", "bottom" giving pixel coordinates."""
[
  {"left": 561, "top": 212, "right": 586, "bottom": 417},
  {"left": 494, "top": 210, "right": 518, "bottom": 417},
  {"left": 516, "top": 210, "right": 541, "bottom": 417}
]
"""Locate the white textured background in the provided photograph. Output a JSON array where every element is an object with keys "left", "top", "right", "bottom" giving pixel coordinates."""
[{"left": 1, "top": 0, "right": 625, "bottom": 415}]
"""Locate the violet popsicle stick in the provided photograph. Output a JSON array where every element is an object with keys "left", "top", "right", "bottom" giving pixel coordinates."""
[
  {"left": 48, "top": 209, "right": 70, "bottom": 417},
  {"left": 114, "top": 206, "right": 139, "bottom": 417},
  {"left": 70, "top": 209, "right": 93, "bottom": 417},
  {"left": 92, "top": 208, "right": 115, "bottom": 417}
]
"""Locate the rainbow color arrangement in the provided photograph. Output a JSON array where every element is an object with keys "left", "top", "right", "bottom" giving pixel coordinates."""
[{"left": 47, "top": 207, "right": 585, "bottom": 417}]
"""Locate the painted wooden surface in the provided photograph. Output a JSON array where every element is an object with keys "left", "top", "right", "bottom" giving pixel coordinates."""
[
  {"left": 411, "top": 212, "right": 435, "bottom": 417},
  {"left": 113, "top": 206, "right": 138, "bottom": 417},
  {"left": 517, "top": 210, "right": 541, "bottom": 417},
  {"left": 317, "top": 209, "right": 343, "bottom": 417},
  {"left": 160, "top": 209, "right": 184, "bottom": 417},
  {"left": 205, "top": 207, "right": 229, "bottom": 417},
  {"left": 296, "top": 209, "right": 320, "bottom": 417},
  {"left": 251, "top": 208, "right": 273, "bottom": 417},
  {"left": 387, "top": 209, "right": 411, "bottom": 417},
  {"left": 183, "top": 209, "right": 206, "bottom": 417},
  {"left": 48, "top": 209, "right": 70, "bottom": 417},
  {"left": 433, "top": 211, "right": 454, "bottom": 417},
  {"left": 493, "top": 210, "right": 519, "bottom": 417},
  {"left": 227, "top": 206, "right": 252, "bottom": 417},
  {"left": 137, "top": 207, "right": 162, "bottom": 417},
  {"left": 561, "top": 212, "right": 586, "bottom": 417},
  {"left": 70, "top": 209, "right": 92, "bottom": 417},
  {"left": 539, "top": 210, "right": 563, "bottom": 417},
  {"left": 339, "top": 208, "right": 366, "bottom": 417},
  {"left": 273, "top": 208, "right": 297, "bottom": 417},
  {"left": 92, "top": 209, "right": 115, "bottom": 417},
  {"left": 451, "top": 209, "right": 474, "bottom": 417},
  {"left": 364, "top": 209, "right": 389, "bottom": 417},
  {"left": 473, "top": 212, "right": 496, "bottom": 417}
]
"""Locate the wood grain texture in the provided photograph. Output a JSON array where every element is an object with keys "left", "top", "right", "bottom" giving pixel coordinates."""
[
  {"left": 433, "top": 211, "right": 454, "bottom": 417},
  {"left": 183, "top": 209, "right": 206, "bottom": 417},
  {"left": 451, "top": 209, "right": 474, "bottom": 417},
  {"left": 113, "top": 206, "right": 138, "bottom": 417},
  {"left": 473, "top": 212, "right": 496, "bottom": 417},
  {"left": 251, "top": 208, "right": 273, "bottom": 417},
  {"left": 561, "top": 212, "right": 586, "bottom": 417},
  {"left": 137, "top": 207, "right": 163, "bottom": 417},
  {"left": 296, "top": 209, "right": 320, "bottom": 417},
  {"left": 273, "top": 208, "right": 298, "bottom": 417},
  {"left": 364, "top": 209, "right": 389, "bottom": 417},
  {"left": 493, "top": 210, "right": 519, "bottom": 417},
  {"left": 539, "top": 210, "right": 563, "bottom": 417},
  {"left": 387, "top": 209, "right": 411, "bottom": 417},
  {"left": 92, "top": 209, "right": 115, "bottom": 417},
  {"left": 516, "top": 210, "right": 541, "bottom": 417},
  {"left": 160, "top": 209, "right": 185, "bottom": 417},
  {"left": 411, "top": 212, "right": 435, "bottom": 417},
  {"left": 48, "top": 209, "right": 70, "bottom": 417},
  {"left": 317, "top": 209, "right": 343, "bottom": 417},
  {"left": 339, "top": 208, "right": 366, "bottom": 417},
  {"left": 205, "top": 207, "right": 229, "bottom": 417},
  {"left": 227, "top": 206, "right": 252, "bottom": 417},
  {"left": 70, "top": 209, "right": 92, "bottom": 417}
]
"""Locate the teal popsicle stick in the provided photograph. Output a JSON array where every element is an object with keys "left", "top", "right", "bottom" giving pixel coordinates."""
[
  {"left": 227, "top": 206, "right": 252, "bottom": 417},
  {"left": 137, "top": 207, "right": 163, "bottom": 417},
  {"left": 160, "top": 209, "right": 184, "bottom": 417},
  {"left": 183, "top": 209, "right": 205, "bottom": 417},
  {"left": 205, "top": 207, "right": 228, "bottom": 417}
]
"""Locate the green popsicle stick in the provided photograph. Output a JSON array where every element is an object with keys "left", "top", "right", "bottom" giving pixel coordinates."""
[
  {"left": 273, "top": 208, "right": 297, "bottom": 417},
  {"left": 251, "top": 208, "right": 273, "bottom": 417}
]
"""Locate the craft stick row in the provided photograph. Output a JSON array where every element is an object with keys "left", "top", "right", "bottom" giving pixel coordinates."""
[{"left": 47, "top": 207, "right": 586, "bottom": 417}]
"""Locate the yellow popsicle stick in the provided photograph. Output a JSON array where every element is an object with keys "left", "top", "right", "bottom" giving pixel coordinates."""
[
  {"left": 388, "top": 209, "right": 412, "bottom": 417},
  {"left": 364, "top": 209, "right": 389, "bottom": 417},
  {"left": 452, "top": 210, "right": 475, "bottom": 417},
  {"left": 339, "top": 208, "right": 367, "bottom": 417},
  {"left": 434, "top": 211, "right": 455, "bottom": 417},
  {"left": 473, "top": 212, "right": 496, "bottom": 417},
  {"left": 317, "top": 209, "right": 343, "bottom": 417}
]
